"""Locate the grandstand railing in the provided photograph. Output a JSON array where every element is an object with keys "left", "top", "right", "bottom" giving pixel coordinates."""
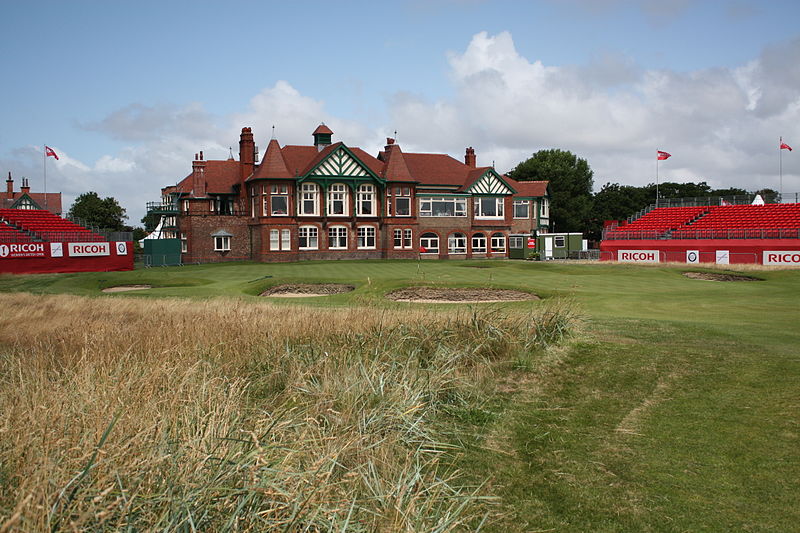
[
  {"left": 604, "top": 227, "right": 800, "bottom": 240},
  {"left": 628, "top": 191, "right": 797, "bottom": 223}
]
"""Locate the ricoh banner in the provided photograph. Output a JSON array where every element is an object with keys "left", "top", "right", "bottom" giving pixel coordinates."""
[
  {"left": 68, "top": 242, "right": 111, "bottom": 257},
  {"left": 618, "top": 250, "right": 660, "bottom": 263},
  {"left": 0, "top": 243, "right": 47, "bottom": 259},
  {"left": 763, "top": 251, "right": 800, "bottom": 265}
]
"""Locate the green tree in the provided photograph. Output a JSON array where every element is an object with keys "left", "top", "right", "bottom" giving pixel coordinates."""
[
  {"left": 68, "top": 192, "right": 128, "bottom": 231},
  {"left": 508, "top": 149, "right": 594, "bottom": 233}
]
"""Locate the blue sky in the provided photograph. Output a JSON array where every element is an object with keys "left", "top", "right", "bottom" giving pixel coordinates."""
[{"left": 2, "top": 0, "right": 800, "bottom": 223}]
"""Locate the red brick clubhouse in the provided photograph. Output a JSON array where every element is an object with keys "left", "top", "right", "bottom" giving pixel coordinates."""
[{"left": 149, "top": 125, "right": 550, "bottom": 262}]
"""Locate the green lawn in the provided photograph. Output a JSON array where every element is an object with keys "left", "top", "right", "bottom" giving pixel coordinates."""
[{"left": 1, "top": 260, "right": 798, "bottom": 531}]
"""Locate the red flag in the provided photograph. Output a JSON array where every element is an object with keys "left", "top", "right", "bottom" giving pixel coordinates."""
[
  {"left": 45, "top": 146, "right": 59, "bottom": 160},
  {"left": 780, "top": 141, "right": 792, "bottom": 151},
  {"left": 419, "top": 245, "right": 427, "bottom": 253},
  {"left": 657, "top": 150, "right": 671, "bottom": 160}
]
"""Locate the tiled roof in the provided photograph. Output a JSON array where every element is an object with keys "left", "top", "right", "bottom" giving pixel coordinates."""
[
  {"left": 249, "top": 139, "right": 292, "bottom": 180},
  {"left": 509, "top": 180, "right": 549, "bottom": 197},
  {"left": 403, "top": 153, "right": 474, "bottom": 188},
  {"left": 174, "top": 160, "right": 241, "bottom": 196},
  {"left": 381, "top": 145, "right": 413, "bottom": 180},
  {"left": 1, "top": 193, "right": 62, "bottom": 214},
  {"left": 313, "top": 124, "right": 333, "bottom": 135}
]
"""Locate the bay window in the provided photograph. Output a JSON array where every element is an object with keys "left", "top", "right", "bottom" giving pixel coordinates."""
[
  {"left": 271, "top": 184, "right": 289, "bottom": 216},
  {"left": 513, "top": 200, "right": 530, "bottom": 219},
  {"left": 419, "top": 197, "right": 467, "bottom": 217},
  {"left": 327, "top": 183, "right": 348, "bottom": 216},
  {"left": 357, "top": 184, "right": 375, "bottom": 216},
  {"left": 474, "top": 197, "right": 504, "bottom": 219}
]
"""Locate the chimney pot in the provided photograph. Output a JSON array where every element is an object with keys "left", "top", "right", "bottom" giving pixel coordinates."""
[
  {"left": 465, "top": 147, "right": 477, "bottom": 168},
  {"left": 386, "top": 137, "right": 395, "bottom": 145},
  {"left": 199, "top": 150, "right": 204, "bottom": 160}
]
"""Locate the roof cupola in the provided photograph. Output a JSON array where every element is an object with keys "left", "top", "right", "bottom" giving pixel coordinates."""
[{"left": 312, "top": 124, "right": 333, "bottom": 151}]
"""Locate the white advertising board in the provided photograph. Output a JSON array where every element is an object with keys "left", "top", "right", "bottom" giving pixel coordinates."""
[
  {"left": 618, "top": 250, "right": 660, "bottom": 263},
  {"left": 763, "top": 251, "right": 800, "bottom": 265},
  {"left": 715, "top": 250, "right": 729, "bottom": 265},
  {"left": 68, "top": 242, "right": 110, "bottom": 257},
  {"left": 686, "top": 250, "right": 700, "bottom": 264}
]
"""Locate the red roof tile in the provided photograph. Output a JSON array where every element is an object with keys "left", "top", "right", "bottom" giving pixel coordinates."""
[
  {"left": 403, "top": 153, "right": 473, "bottom": 188},
  {"left": 381, "top": 144, "right": 413, "bottom": 180},
  {"left": 313, "top": 124, "right": 333, "bottom": 135},
  {"left": 249, "top": 139, "right": 292, "bottom": 180},
  {"left": 509, "top": 180, "right": 549, "bottom": 197},
  {"left": 173, "top": 160, "right": 241, "bottom": 196}
]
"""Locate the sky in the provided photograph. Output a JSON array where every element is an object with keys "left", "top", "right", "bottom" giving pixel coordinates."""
[{"left": 2, "top": 0, "right": 800, "bottom": 224}]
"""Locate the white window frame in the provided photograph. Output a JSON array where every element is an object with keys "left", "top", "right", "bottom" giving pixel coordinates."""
[
  {"left": 394, "top": 186, "right": 411, "bottom": 217},
  {"left": 471, "top": 233, "right": 487, "bottom": 254},
  {"left": 491, "top": 233, "right": 506, "bottom": 253},
  {"left": 180, "top": 232, "right": 187, "bottom": 253},
  {"left": 541, "top": 197, "right": 549, "bottom": 218},
  {"left": 357, "top": 225, "right": 376, "bottom": 249},
  {"left": 299, "top": 183, "right": 319, "bottom": 216},
  {"left": 281, "top": 229, "right": 291, "bottom": 250},
  {"left": 420, "top": 232, "right": 439, "bottom": 254},
  {"left": 509, "top": 236, "right": 525, "bottom": 249},
  {"left": 419, "top": 197, "right": 467, "bottom": 217},
  {"left": 298, "top": 226, "right": 318, "bottom": 250},
  {"left": 327, "top": 183, "right": 349, "bottom": 216},
  {"left": 513, "top": 200, "right": 530, "bottom": 219},
  {"left": 357, "top": 184, "right": 376, "bottom": 216},
  {"left": 328, "top": 225, "right": 348, "bottom": 250},
  {"left": 393, "top": 228, "right": 403, "bottom": 249},
  {"left": 554, "top": 235, "right": 566, "bottom": 248},
  {"left": 270, "top": 229, "right": 280, "bottom": 251},
  {"left": 448, "top": 233, "right": 467, "bottom": 254},
  {"left": 474, "top": 197, "right": 505, "bottom": 219},
  {"left": 213, "top": 235, "right": 230, "bottom": 252},
  {"left": 403, "top": 229, "right": 412, "bottom": 249}
]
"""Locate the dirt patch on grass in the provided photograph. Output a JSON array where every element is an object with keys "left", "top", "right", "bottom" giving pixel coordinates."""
[
  {"left": 260, "top": 283, "right": 355, "bottom": 297},
  {"left": 101, "top": 285, "right": 152, "bottom": 293},
  {"left": 386, "top": 287, "right": 538, "bottom": 303},
  {"left": 683, "top": 272, "right": 761, "bottom": 282}
]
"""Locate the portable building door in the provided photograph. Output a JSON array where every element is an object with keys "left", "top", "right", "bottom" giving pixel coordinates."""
[{"left": 544, "top": 236, "right": 553, "bottom": 259}]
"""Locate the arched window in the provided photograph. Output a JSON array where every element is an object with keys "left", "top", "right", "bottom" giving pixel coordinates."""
[
  {"left": 471, "top": 233, "right": 487, "bottom": 254},
  {"left": 420, "top": 232, "right": 439, "bottom": 254},
  {"left": 327, "top": 183, "right": 349, "bottom": 216},
  {"left": 357, "top": 184, "right": 375, "bottom": 216},
  {"left": 448, "top": 232, "right": 467, "bottom": 254},
  {"left": 299, "top": 183, "right": 319, "bottom": 216},
  {"left": 491, "top": 232, "right": 506, "bottom": 253}
]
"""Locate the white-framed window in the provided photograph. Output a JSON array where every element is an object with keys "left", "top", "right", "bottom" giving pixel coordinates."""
[
  {"left": 419, "top": 197, "right": 467, "bottom": 217},
  {"left": 474, "top": 197, "right": 504, "bottom": 219},
  {"left": 182, "top": 200, "right": 189, "bottom": 213},
  {"left": 420, "top": 232, "right": 439, "bottom": 253},
  {"left": 403, "top": 229, "right": 412, "bottom": 249},
  {"left": 213, "top": 235, "right": 230, "bottom": 251},
  {"left": 513, "top": 200, "right": 530, "bottom": 219},
  {"left": 327, "top": 183, "right": 349, "bottom": 216},
  {"left": 491, "top": 233, "right": 506, "bottom": 253},
  {"left": 357, "top": 184, "right": 375, "bottom": 216},
  {"left": 509, "top": 236, "right": 525, "bottom": 249},
  {"left": 299, "top": 183, "right": 319, "bottom": 216},
  {"left": 448, "top": 233, "right": 467, "bottom": 254},
  {"left": 298, "top": 226, "right": 318, "bottom": 249},
  {"left": 329, "top": 226, "right": 348, "bottom": 249},
  {"left": 281, "top": 229, "right": 291, "bottom": 250},
  {"left": 392, "top": 228, "right": 412, "bottom": 249},
  {"left": 270, "top": 229, "right": 291, "bottom": 251},
  {"left": 541, "top": 197, "right": 549, "bottom": 218},
  {"left": 180, "top": 232, "right": 187, "bottom": 253},
  {"left": 250, "top": 186, "right": 257, "bottom": 217},
  {"left": 471, "top": 233, "right": 487, "bottom": 254},
  {"left": 554, "top": 235, "right": 566, "bottom": 248},
  {"left": 393, "top": 228, "right": 403, "bottom": 249},
  {"left": 357, "top": 226, "right": 376, "bottom": 249},
  {"left": 270, "top": 184, "right": 289, "bottom": 216},
  {"left": 394, "top": 186, "right": 411, "bottom": 216},
  {"left": 262, "top": 184, "right": 269, "bottom": 216},
  {"left": 270, "top": 229, "right": 280, "bottom": 251}
]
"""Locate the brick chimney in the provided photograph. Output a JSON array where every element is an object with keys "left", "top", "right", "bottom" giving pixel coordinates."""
[
  {"left": 20, "top": 178, "right": 30, "bottom": 194},
  {"left": 6, "top": 172, "right": 12, "bottom": 195},
  {"left": 192, "top": 152, "right": 207, "bottom": 197},
  {"left": 465, "top": 147, "right": 476, "bottom": 168},
  {"left": 239, "top": 127, "right": 255, "bottom": 181}
]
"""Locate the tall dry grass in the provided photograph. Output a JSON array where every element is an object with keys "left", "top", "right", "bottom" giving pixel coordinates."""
[{"left": 0, "top": 293, "right": 577, "bottom": 532}]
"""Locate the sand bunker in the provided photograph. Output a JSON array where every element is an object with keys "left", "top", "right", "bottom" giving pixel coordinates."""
[
  {"left": 386, "top": 287, "right": 539, "bottom": 303},
  {"left": 101, "top": 285, "right": 153, "bottom": 293},
  {"left": 683, "top": 272, "right": 760, "bottom": 282},
  {"left": 260, "top": 284, "right": 355, "bottom": 297}
]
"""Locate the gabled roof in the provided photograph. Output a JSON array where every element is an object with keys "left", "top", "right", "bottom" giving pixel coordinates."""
[
  {"left": 2, "top": 193, "right": 62, "bottom": 214},
  {"left": 464, "top": 167, "right": 516, "bottom": 194},
  {"left": 403, "top": 153, "right": 473, "bottom": 188}
]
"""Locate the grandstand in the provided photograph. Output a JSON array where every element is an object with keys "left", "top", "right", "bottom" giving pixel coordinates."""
[
  {"left": 0, "top": 209, "right": 106, "bottom": 243},
  {"left": 0, "top": 208, "right": 133, "bottom": 274},
  {"left": 601, "top": 200, "right": 800, "bottom": 265}
]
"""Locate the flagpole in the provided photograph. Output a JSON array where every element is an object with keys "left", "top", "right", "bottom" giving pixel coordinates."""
[
  {"left": 655, "top": 152, "right": 659, "bottom": 208},
  {"left": 779, "top": 136, "right": 783, "bottom": 200},
  {"left": 43, "top": 145, "right": 48, "bottom": 210}
]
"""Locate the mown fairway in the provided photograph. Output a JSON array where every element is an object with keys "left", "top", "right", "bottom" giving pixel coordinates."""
[{"left": 0, "top": 260, "right": 798, "bottom": 531}]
